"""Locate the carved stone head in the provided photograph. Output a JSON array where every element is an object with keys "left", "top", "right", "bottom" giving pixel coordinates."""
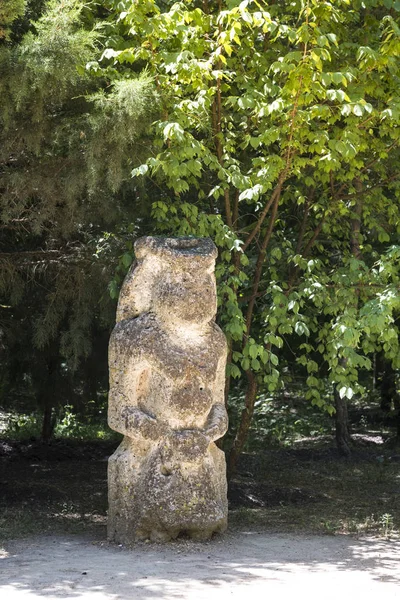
[{"left": 116, "top": 236, "right": 218, "bottom": 325}]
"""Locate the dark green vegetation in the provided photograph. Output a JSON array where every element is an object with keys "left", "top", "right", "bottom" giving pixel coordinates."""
[
  {"left": 0, "top": 0, "right": 157, "bottom": 440},
  {"left": 1, "top": 0, "right": 400, "bottom": 537}
]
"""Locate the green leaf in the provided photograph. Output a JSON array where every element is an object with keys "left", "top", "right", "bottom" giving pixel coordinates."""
[
  {"left": 270, "top": 353, "right": 279, "bottom": 366},
  {"left": 229, "top": 364, "right": 241, "bottom": 379},
  {"left": 241, "top": 358, "right": 250, "bottom": 371},
  {"left": 121, "top": 253, "right": 133, "bottom": 268},
  {"left": 332, "top": 72, "right": 343, "bottom": 85},
  {"left": 326, "top": 33, "right": 338, "bottom": 46},
  {"left": 108, "top": 280, "right": 119, "bottom": 300},
  {"left": 249, "top": 344, "right": 259, "bottom": 359},
  {"left": 339, "top": 386, "right": 354, "bottom": 400},
  {"left": 131, "top": 164, "right": 149, "bottom": 177},
  {"left": 295, "top": 322, "right": 310, "bottom": 337},
  {"left": 353, "top": 104, "right": 363, "bottom": 117}
]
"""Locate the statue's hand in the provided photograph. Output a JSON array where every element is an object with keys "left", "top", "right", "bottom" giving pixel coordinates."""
[
  {"left": 170, "top": 428, "right": 209, "bottom": 461},
  {"left": 204, "top": 403, "right": 228, "bottom": 441},
  {"left": 121, "top": 406, "right": 169, "bottom": 440}
]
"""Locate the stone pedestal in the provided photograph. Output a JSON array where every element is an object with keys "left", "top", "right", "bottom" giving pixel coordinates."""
[{"left": 107, "top": 236, "right": 228, "bottom": 542}]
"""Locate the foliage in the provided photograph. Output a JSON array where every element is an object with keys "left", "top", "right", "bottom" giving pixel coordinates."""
[
  {"left": 226, "top": 388, "right": 332, "bottom": 448},
  {"left": 0, "top": 0, "right": 26, "bottom": 40},
  {"left": 1, "top": 0, "right": 400, "bottom": 455},
  {"left": 1, "top": 401, "right": 119, "bottom": 441},
  {"left": 101, "top": 0, "right": 400, "bottom": 460},
  {"left": 251, "top": 392, "right": 332, "bottom": 447},
  {"left": 0, "top": 0, "right": 157, "bottom": 436}
]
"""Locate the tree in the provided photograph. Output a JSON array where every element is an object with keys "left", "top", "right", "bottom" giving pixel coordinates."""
[
  {"left": 0, "top": 0, "right": 26, "bottom": 41},
  {"left": 102, "top": 0, "right": 400, "bottom": 466},
  {"left": 0, "top": 0, "right": 157, "bottom": 437}
]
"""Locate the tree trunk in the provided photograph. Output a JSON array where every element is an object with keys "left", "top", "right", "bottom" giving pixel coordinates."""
[
  {"left": 227, "top": 196, "right": 280, "bottom": 475},
  {"left": 376, "top": 354, "right": 397, "bottom": 413},
  {"left": 227, "top": 370, "right": 257, "bottom": 477},
  {"left": 334, "top": 386, "right": 352, "bottom": 457},
  {"left": 332, "top": 191, "right": 362, "bottom": 456},
  {"left": 40, "top": 356, "right": 58, "bottom": 442},
  {"left": 376, "top": 353, "right": 400, "bottom": 438},
  {"left": 41, "top": 398, "right": 55, "bottom": 442}
]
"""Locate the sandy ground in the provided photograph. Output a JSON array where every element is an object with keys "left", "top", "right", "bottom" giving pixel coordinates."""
[{"left": 1, "top": 531, "right": 400, "bottom": 600}]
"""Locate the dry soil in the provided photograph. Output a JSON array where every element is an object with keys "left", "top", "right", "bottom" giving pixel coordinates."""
[{"left": 1, "top": 531, "right": 400, "bottom": 600}]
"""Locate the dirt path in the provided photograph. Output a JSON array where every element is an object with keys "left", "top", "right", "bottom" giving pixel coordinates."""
[{"left": 1, "top": 531, "right": 400, "bottom": 599}]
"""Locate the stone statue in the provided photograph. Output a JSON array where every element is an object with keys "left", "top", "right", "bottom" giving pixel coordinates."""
[{"left": 108, "top": 236, "right": 228, "bottom": 542}]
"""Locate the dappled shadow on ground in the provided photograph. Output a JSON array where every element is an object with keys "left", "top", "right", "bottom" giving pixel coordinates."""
[
  {"left": 228, "top": 480, "right": 327, "bottom": 508},
  {"left": 0, "top": 439, "right": 117, "bottom": 462},
  {"left": 0, "top": 440, "right": 332, "bottom": 533},
  {"left": 0, "top": 532, "right": 399, "bottom": 600},
  {"left": 1, "top": 439, "right": 400, "bottom": 598},
  {"left": 1, "top": 438, "right": 400, "bottom": 541}
]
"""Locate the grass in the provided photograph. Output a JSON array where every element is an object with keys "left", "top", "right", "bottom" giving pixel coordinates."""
[
  {"left": 230, "top": 438, "right": 400, "bottom": 537},
  {"left": 1, "top": 398, "right": 399, "bottom": 543},
  {"left": 0, "top": 450, "right": 109, "bottom": 544},
  {"left": 1, "top": 432, "right": 399, "bottom": 545}
]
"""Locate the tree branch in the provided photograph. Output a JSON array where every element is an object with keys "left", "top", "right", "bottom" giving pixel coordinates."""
[
  {"left": 302, "top": 214, "right": 326, "bottom": 257},
  {"left": 245, "top": 193, "right": 280, "bottom": 336},
  {"left": 241, "top": 181, "right": 282, "bottom": 252}
]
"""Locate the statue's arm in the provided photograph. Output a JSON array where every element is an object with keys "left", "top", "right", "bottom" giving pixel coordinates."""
[
  {"left": 204, "top": 402, "right": 228, "bottom": 442},
  {"left": 108, "top": 394, "right": 167, "bottom": 441},
  {"left": 169, "top": 403, "right": 227, "bottom": 459},
  {"left": 108, "top": 327, "right": 168, "bottom": 440},
  {"left": 203, "top": 336, "right": 228, "bottom": 442}
]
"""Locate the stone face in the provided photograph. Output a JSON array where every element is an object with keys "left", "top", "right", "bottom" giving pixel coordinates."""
[{"left": 108, "top": 236, "right": 229, "bottom": 543}]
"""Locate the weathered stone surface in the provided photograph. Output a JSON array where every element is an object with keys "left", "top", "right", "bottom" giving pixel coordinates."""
[{"left": 108, "top": 236, "right": 228, "bottom": 543}]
